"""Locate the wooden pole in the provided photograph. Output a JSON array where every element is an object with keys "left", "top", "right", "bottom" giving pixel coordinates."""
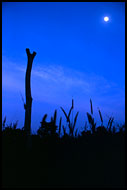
[{"left": 24, "top": 48, "right": 36, "bottom": 135}]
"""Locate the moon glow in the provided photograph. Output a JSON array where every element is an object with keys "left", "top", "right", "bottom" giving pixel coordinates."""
[{"left": 104, "top": 16, "right": 109, "bottom": 22}]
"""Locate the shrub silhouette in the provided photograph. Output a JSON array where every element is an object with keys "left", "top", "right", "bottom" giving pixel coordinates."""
[
  {"left": 37, "top": 110, "right": 58, "bottom": 138},
  {"left": 96, "top": 126, "right": 108, "bottom": 135}
]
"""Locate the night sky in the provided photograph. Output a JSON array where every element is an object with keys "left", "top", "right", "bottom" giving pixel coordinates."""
[{"left": 2, "top": 2, "right": 125, "bottom": 134}]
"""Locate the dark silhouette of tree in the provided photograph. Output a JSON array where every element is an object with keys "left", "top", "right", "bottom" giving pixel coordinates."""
[{"left": 24, "top": 48, "right": 36, "bottom": 135}]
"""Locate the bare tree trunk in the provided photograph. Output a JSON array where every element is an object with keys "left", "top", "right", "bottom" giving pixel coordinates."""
[{"left": 24, "top": 48, "right": 36, "bottom": 135}]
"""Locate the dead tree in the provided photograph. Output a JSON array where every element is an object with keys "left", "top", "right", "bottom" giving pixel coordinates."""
[{"left": 24, "top": 48, "right": 36, "bottom": 135}]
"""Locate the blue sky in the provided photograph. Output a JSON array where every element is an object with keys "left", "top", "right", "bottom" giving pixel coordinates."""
[{"left": 2, "top": 2, "right": 125, "bottom": 134}]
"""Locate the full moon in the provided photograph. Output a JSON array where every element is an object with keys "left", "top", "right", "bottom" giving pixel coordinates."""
[{"left": 104, "top": 16, "right": 109, "bottom": 22}]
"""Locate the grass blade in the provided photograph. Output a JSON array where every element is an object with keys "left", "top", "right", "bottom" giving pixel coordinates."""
[
  {"left": 2, "top": 116, "right": 6, "bottom": 129},
  {"left": 98, "top": 108, "right": 103, "bottom": 124},
  {"left": 62, "top": 125, "right": 66, "bottom": 135},
  {"left": 41, "top": 114, "right": 47, "bottom": 124},
  {"left": 90, "top": 99, "right": 93, "bottom": 115},
  {"left": 59, "top": 117, "right": 62, "bottom": 136},
  {"left": 60, "top": 107, "right": 69, "bottom": 122},
  {"left": 53, "top": 110, "right": 57, "bottom": 125},
  {"left": 73, "top": 111, "right": 79, "bottom": 130},
  {"left": 72, "top": 99, "right": 74, "bottom": 109},
  {"left": 68, "top": 106, "right": 73, "bottom": 121},
  {"left": 86, "top": 112, "right": 93, "bottom": 125}
]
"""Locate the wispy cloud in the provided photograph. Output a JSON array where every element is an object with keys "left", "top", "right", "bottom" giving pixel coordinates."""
[
  {"left": 15, "top": 62, "right": 122, "bottom": 96},
  {"left": 2, "top": 57, "right": 125, "bottom": 122},
  {"left": 2, "top": 56, "right": 125, "bottom": 131},
  {"left": 16, "top": 64, "right": 90, "bottom": 92},
  {"left": 3, "top": 56, "right": 124, "bottom": 100}
]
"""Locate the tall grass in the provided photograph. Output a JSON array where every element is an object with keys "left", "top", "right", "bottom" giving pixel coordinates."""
[
  {"left": 2, "top": 98, "right": 124, "bottom": 138},
  {"left": 86, "top": 99, "right": 96, "bottom": 134},
  {"left": 60, "top": 99, "right": 79, "bottom": 137}
]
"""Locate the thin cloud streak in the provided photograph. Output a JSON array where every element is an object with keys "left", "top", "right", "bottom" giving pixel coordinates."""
[
  {"left": 2, "top": 58, "right": 125, "bottom": 125},
  {"left": 2, "top": 58, "right": 124, "bottom": 102},
  {"left": 2, "top": 57, "right": 125, "bottom": 131}
]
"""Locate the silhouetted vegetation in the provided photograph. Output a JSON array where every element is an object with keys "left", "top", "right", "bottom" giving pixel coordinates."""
[
  {"left": 2, "top": 48, "right": 125, "bottom": 187},
  {"left": 2, "top": 99, "right": 125, "bottom": 188}
]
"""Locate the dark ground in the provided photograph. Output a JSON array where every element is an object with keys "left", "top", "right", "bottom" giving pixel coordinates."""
[{"left": 2, "top": 132, "right": 125, "bottom": 188}]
